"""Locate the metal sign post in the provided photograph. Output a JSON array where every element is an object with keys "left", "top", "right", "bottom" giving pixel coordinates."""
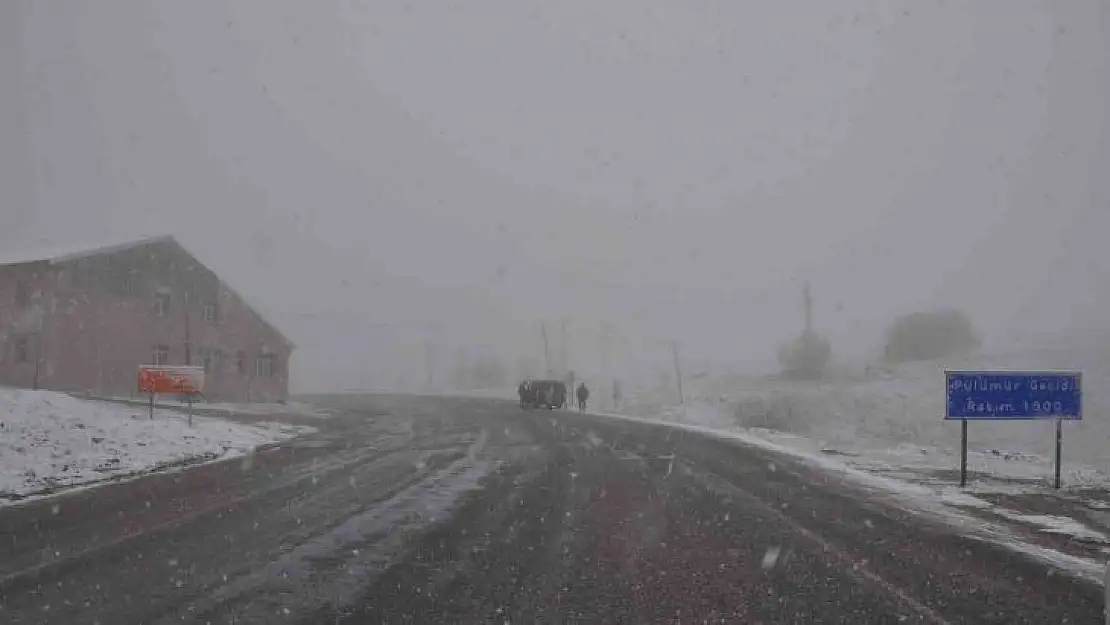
[
  {"left": 1104, "top": 561, "right": 1110, "bottom": 625},
  {"left": 1055, "top": 418, "right": 1063, "bottom": 490},
  {"left": 946, "top": 370, "right": 1082, "bottom": 489},
  {"left": 138, "top": 365, "right": 206, "bottom": 426},
  {"left": 960, "top": 418, "right": 968, "bottom": 488}
]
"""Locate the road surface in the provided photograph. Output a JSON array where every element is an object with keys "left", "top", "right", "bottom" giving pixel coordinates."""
[{"left": 0, "top": 394, "right": 1102, "bottom": 623}]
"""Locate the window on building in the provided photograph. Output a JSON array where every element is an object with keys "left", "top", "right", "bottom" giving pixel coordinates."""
[
  {"left": 203, "top": 302, "right": 218, "bottom": 324},
  {"left": 201, "top": 348, "right": 223, "bottom": 374},
  {"left": 152, "top": 344, "right": 169, "bottom": 365},
  {"left": 15, "top": 280, "right": 29, "bottom": 307},
  {"left": 13, "top": 337, "right": 29, "bottom": 364},
  {"left": 154, "top": 292, "right": 171, "bottom": 317},
  {"left": 236, "top": 350, "right": 246, "bottom": 374},
  {"left": 255, "top": 353, "right": 276, "bottom": 379}
]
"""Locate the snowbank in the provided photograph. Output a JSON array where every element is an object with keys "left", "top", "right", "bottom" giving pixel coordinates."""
[{"left": 0, "top": 388, "right": 313, "bottom": 501}]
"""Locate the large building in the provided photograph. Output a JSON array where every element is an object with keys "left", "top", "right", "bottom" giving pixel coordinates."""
[{"left": 0, "top": 236, "right": 293, "bottom": 401}]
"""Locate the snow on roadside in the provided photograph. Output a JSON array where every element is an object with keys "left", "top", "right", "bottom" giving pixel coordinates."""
[
  {"left": 0, "top": 388, "right": 314, "bottom": 501},
  {"left": 993, "top": 511, "right": 1110, "bottom": 543},
  {"left": 600, "top": 338, "right": 1110, "bottom": 582},
  {"left": 98, "top": 395, "right": 332, "bottom": 418},
  {"left": 439, "top": 387, "right": 518, "bottom": 400},
  {"left": 591, "top": 408, "right": 1108, "bottom": 583},
  {"left": 171, "top": 400, "right": 330, "bottom": 418},
  {"left": 619, "top": 343, "right": 1110, "bottom": 490}
]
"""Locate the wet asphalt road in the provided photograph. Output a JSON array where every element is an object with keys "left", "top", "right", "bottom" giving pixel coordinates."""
[{"left": 0, "top": 394, "right": 1103, "bottom": 624}]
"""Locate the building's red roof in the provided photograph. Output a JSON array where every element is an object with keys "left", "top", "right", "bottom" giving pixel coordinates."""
[
  {"left": 0, "top": 235, "right": 173, "bottom": 267},
  {"left": 0, "top": 235, "right": 294, "bottom": 349}
]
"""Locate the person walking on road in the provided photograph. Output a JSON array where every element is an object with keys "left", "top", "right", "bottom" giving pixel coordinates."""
[
  {"left": 576, "top": 382, "right": 589, "bottom": 413},
  {"left": 612, "top": 379, "right": 622, "bottom": 410}
]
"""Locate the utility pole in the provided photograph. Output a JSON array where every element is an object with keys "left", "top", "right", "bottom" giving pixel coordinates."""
[
  {"left": 424, "top": 341, "right": 434, "bottom": 390},
  {"left": 803, "top": 280, "right": 813, "bottom": 333},
  {"left": 559, "top": 318, "right": 568, "bottom": 375},
  {"left": 599, "top": 322, "right": 613, "bottom": 379},
  {"left": 670, "top": 341, "right": 685, "bottom": 405},
  {"left": 541, "top": 322, "right": 552, "bottom": 377}
]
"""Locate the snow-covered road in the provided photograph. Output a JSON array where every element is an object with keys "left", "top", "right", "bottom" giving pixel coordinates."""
[{"left": 1, "top": 394, "right": 1100, "bottom": 623}]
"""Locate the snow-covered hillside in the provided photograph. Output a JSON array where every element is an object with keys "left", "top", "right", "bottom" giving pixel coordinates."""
[{"left": 619, "top": 340, "right": 1110, "bottom": 487}]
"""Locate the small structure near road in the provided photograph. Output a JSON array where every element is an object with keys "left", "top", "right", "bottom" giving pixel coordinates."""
[{"left": 0, "top": 236, "right": 293, "bottom": 401}]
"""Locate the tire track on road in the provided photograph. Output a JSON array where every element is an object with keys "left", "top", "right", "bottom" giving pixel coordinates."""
[{"left": 179, "top": 429, "right": 493, "bottom": 623}]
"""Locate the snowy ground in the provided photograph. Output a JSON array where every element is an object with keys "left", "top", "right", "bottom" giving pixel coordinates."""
[
  {"left": 422, "top": 387, "right": 519, "bottom": 400},
  {"left": 606, "top": 339, "right": 1110, "bottom": 580},
  {"left": 97, "top": 395, "right": 333, "bottom": 418},
  {"left": 157, "top": 399, "right": 329, "bottom": 417},
  {"left": 619, "top": 340, "right": 1110, "bottom": 488},
  {"left": 0, "top": 388, "right": 315, "bottom": 501}
]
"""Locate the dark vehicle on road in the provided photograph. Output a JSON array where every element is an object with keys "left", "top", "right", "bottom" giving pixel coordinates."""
[{"left": 519, "top": 379, "right": 566, "bottom": 410}]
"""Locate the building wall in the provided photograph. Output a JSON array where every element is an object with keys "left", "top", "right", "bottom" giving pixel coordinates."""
[
  {"left": 0, "top": 262, "right": 53, "bottom": 389},
  {"left": 0, "top": 240, "right": 292, "bottom": 401}
]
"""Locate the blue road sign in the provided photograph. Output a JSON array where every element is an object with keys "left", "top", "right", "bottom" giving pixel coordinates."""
[{"left": 945, "top": 370, "right": 1082, "bottom": 420}]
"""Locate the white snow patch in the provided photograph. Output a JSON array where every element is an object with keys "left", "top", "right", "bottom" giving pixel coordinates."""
[
  {"left": 761, "top": 546, "right": 782, "bottom": 570},
  {"left": 184, "top": 400, "right": 329, "bottom": 418},
  {"left": 937, "top": 491, "right": 993, "bottom": 509},
  {"left": 0, "top": 387, "right": 313, "bottom": 501},
  {"left": 994, "top": 511, "right": 1110, "bottom": 543},
  {"left": 99, "top": 396, "right": 331, "bottom": 418}
]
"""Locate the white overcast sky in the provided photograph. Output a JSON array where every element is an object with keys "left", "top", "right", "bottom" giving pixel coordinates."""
[{"left": 2, "top": 1, "right": 1108, "bottom": 389}]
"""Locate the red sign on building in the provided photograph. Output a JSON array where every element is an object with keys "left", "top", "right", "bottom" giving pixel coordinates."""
[{"left": 138, "top": 365, "right": 205, "bottom": 395}]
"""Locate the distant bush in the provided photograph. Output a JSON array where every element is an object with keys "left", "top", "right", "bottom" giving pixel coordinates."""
[
  {"left": 777, "top": 330, "right": 832, "bottom": 380},
  {"left": 883, "top": 309, "right": 979, "bottom": 363},
  {"left": 730, "top": 393, "right": 812, "bottom": 433}
]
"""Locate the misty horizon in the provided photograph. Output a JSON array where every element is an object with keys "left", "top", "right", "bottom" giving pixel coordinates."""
[{"left": 3, "top": 1, "right": 1107, "bottom": 392}]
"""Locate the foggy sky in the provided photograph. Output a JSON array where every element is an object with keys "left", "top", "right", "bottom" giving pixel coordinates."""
[{"left": 2, "top": 1, "right": 1108, "bottom": 390}]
